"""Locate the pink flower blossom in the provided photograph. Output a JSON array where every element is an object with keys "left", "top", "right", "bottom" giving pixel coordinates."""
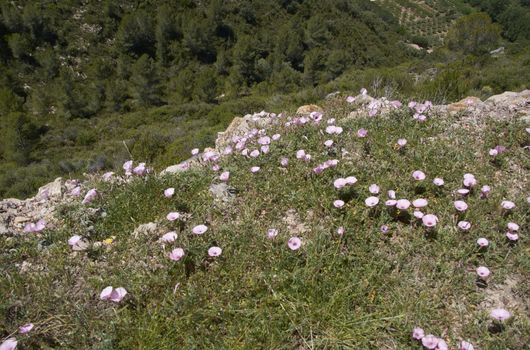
[
  {"left": 334, "top": 200, "right": 345, "bottom": 208},
  {"left": 192, "top": 224, "right": 208, "bottom": 235},
  {"left": 489, "top": 148, "right": 498, "bottom": 156},
  {"left": 24, "top": 219, "right": 46, "bottom": 233},
  {"left": 438, "top": 339, "right": 449, "bottom": 350},
  {"left": 0, "top": 338, "right": 17, "bottom": 350},
  {"left": 413, "top": 210, "right": 424, "bottom": 219},
  {"left": 261, "top": 145, "right": 270, "bottom": 154},
  {"left": 346, "top": 96, "right": 355, "bottom": 103},
  {"left": 251, "top": 166, "right": 260, "bottom": 173},
  {"left": 433, "top": 178, "right": 444, "bottom": 186},
  {"left": 258, "top": 136, "right": 271, "bottom": 145},
  {"left": 507, "top": 222, "right": 519, "bottom": 231},
  {"left": 325, "top": 125, "right": 343, "bottom": 135},
  {"left": 357, "top": 128, "right": 368, "bottom": 138},
  {"left": 345, "top": 176, "right": 357, "bottom": 185},
  {"left": 296, "top": 150, "right": 306, "bottom": 159},
  {"left": 337, "top": 226, "right": 345, "bottom": 235},
  {"left": 463, "top": 175, "right": 477, "bottom": 187},
  {"left": 102, "top": 171, "right": 114, "bottom": 181},
  {"left": 412, "top": 326, "right": 425, "bottom": 339},
  {"left": 169, "top": 248, "right": 185, "bottom": 261},
  {"left": 480, "top": 185, "right": 491, "bottom": 197},
  {"left": 82, "top": 189, "right": 97, "bottom": 204},
  {"left": 380, "top": 225, "right": 389, "bottom": 233},
  {"left": 387, "top": 190, "right": 396, "bottom": 199},
  {"left": 369, "top": 184, "right": 380, "bottom": 194},
  {"left": 506, "top": 232, "right": 519, "bottom": 241},
  {"left": 250, "top": 150, "right": 260, "bottom": 158},
  {"left": 212, "top": 164, "right": 220, "bottom": 171},
  {"left": 454, "top": 200, "right": 468, "bottom": 212},
  {"left": 456, "top": 188, "right": 470, "bottom": 196},
  {"left": 459, "top": 341, "right": 474, "bottom": 350},
  {"left": 490, "top": 308, "right": 511, "bottom": 321},
  {"left": 133, "top": 163, "right": 147, "bottom": 176},
  {"left": 70, "top": 186, "right": 81, "bottom": 196},
  {"left": 267, "top": 229, "right": 278, "bottom": 239},
  {"left": 280, "top": 158, "right": 289, "bottom": 167},
  {"left": 123, "top": 160, "right": 133, "bottom": 174},
  {"left": 272, "top": 134, "right": 281, "bottom": 141},
  {"left": 412, "top": 170, "right": 426, "bottom": 181},
  {"left": 412, "top": 198, "right": 428, "bottom": 208},
  {"left": 476, "top": 266, "right": 490, "bottom": 280},
  {"left": 208, "top": 246, "right": 222, "bottom": 257},
  {"left": 19, "top": 323, "right": 34, "bottom": 334},
  {"left": 100, "top": 286, "right": 127, "bottom": 302},
  {"left": 164, "top": 188, "right": 175, "bottom": 198},
  {"left": 288, "top": 237, "right": 302, "bottom": 250},
  {"left": 501, "top": 200, "right": 516, "bottom": 210},
  {"left": 68, "top": 235, "right": 82, "bottom": 246},
  {"left": 421, "top": 334, "right": 439, "bottom": 349},
  {"left": 422, "top": 214, "right": 438, "bottom": 228},
  {"left": 396, "top": 199, "right": 411, "bottom": 210},
  {"left": 160, "top": 231, "right": 177, "bottom": 243},
  {"left": 477, "top": 238, "right": 489, "bottom": 247},
  {"left": 167, "top": 212, "right": 180, "bottom": 221},
  {"left": 365, "top": 196, "right": 379, "bottom": 207},
  {"left": 385, "top": 200, "right": 397, "bottom": 206},
  {"left": 191, "top": 148, "right": 199, "bottom": 155},
  {"left": 334, "top": 178, "right": 347, "bottom": 189},
  {"left": 458, "top": 221, "right": 471, "bottom": 231},
  {"left": 219, "top": 171, "right": 230, "bottom": 182},
  {"left": 397, "top": 138, "right": 407, "bottom": 147},
  {"left": 324, "top": 139, "right": 334, "bottom": 147}
]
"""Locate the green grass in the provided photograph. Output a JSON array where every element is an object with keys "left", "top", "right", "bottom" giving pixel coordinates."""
[{"left": 1, "top": 100, "right": 529, "bottom": 349}]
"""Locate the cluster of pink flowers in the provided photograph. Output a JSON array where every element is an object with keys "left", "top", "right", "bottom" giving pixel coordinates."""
[{"left": 412, "top": 327, "right": 474, "bottom": 350}]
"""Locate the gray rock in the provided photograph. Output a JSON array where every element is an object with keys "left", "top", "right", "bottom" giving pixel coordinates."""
[{"left": 209, "top": 183, "right": 236, "bottom": 202}]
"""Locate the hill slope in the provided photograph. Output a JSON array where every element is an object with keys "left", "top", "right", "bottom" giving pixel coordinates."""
[{"left": 1, "top": 90, "right": 529, "bottom": 349}]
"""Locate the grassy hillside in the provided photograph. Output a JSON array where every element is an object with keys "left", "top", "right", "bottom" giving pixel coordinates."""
[{"left": 1, "top": 96, "right": 528, "bottom": 348}]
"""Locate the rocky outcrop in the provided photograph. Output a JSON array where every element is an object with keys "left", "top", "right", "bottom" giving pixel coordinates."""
[{"left": 296, "top": 104, "right": 323, "bottom": 115}]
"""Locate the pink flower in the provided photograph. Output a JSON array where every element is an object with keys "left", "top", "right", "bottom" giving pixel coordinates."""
[
  {"left": 288, "top": 237, "right": 302, "bottom": 250},
  {"left": 167, "top": 212, "right": 180, "bottom": 221},
  {"left": 334, "top": 178, "right": 347, "bottom": 189},
  {"left": 272, "top": 134, "right": 281, "bottom": 141},
  {"left": 261, "top": 145, "right": 270, "bottom": 154},
  {"left": 191, "top": 148, "right": 199, "bottom": 155},
  {"left": 192, "top": 224, "right": 208, "bottom": 235},
  {"left": 250, "top": 150, "right": 260, "bottom": 158},
  {"left": 250, "top": 166, "right": 260, "bottom": 173},
  {"left": 459, "top": 341, "right": 474, "bottom": 350},
  {"left": 280, "top": 158, "right": 289, "bottom": 167},
  {"left": 490, "top": 308, "right": 511, "bottom": 321},
  {"left": 506, "top": 232, "right": 519, "bottom": 241},
  {"left": 501, "top": 200, "right": 515, "bottom": 210},
  {"left": 19, "top": 323, "right": 34, "bottom": 334},
  {"left": 346, "top": 96, "right": 355, "bottom": 103},
  {"left": 463, "top": 174, "right": 477, "bottom": 187},
  {"left": 219, "top": 171, "right": 230, "bottom": 182},
  {"left": 385, "top": 199, "right": 397, "bottom": 206},
  {"left": 476, "top": 266, "right": 491, "bottom": 279},
  {"left": 267, "top": 228, "right": 278, "bottom": 239},
  {"left": 387, "top": 190, "right": 396, "bottom": 199},
  {"left": 0, "top": 338, "right": 17, "bottom": 350},
  {"left": 454, "top": 200, "right": 468, "bottom": 212},
  {"left": 337, "top": 226, "right": 345, "bottom": 235},
  {"left": 412, "top": 170, "right": 426, "bottom": 181},
  {"left": 457, "top": 188, "right": 470, "bottom": 196},
  {"left": 334, "top": 200, "right": 345, "bottom": 208},
  {"left": 397, "top": 138, "right": 407, "bottom": 147},
  {"left": 325, "top": 126, "right": 343, "bottom": 135},
  {"left": 365, "top": 196, "right": 379, "bottom": 207},
  {"left": 160, "top": 231, "right": 177, "bottom": 243},
  {"left": 477, "top": 238, "right": 489, "bottom": 247},
  {"left": 480, "top": 185, "right": 491, "bottom": 197},
  {"left": 458, "top": 221, "right": 471, "bottom": 231},
  {"left": 82, "top": 188, "right": 97, "bottom": 204},
  {"left": 123, "top": 160, "right": 133, "bottom": 174},
  {"left": 421, "top": 334, "right": 439, "bottom": 349},
  {"left": 345, "top": 176, "right": 357, "bottom": 185},
  {"left": 133, "top": 162, "right": 147, "bottom": 176},
  {"left": 212, "top": 164, "right": 220, "bottom": 171},
  {"left": 507, "top": 222, "right": 519, "bottom": 231},
  {"left": 369, "top": 184, "right": 380, "bottom": 194},
  {"left": 413, "top": 210, "right": 424, "bottom": 219},
  {"left": 68, "top": 235, "right": 82, "bottom": 246},
  {"left": 489, "top": 149, "right": 498, "bottom": 156},
  {"left": 164, "top": 188, "right": 175, "bottom": 198},
  {"left": 357, "top": 128, "right": 368, "bottom": 138},
  {"left": 438, "top": 339, "right": 449, "bottom": 350},
  {"left": 433, "top": 177, "right": 444, "bottom": 186},
  {"left": 258, "top": 136, "right": 271, "bottom": 145},
  {"left": 412, "top": 327, "right": 425, "bottom": 340},
  {"left": 70, "top": 186, "right": 81, "bottom": 196},
  {"left": 380, "top": 225, "right": 389, "bottom": 233},
  {"left": 412, "top": 198, "right": 428, "bottom": 208},
  {"left": 396, "top": 199, "right": 411, "bottom": 210},
  {"left": 100, "top": 286, "right": 127, "bottom": 302},
  {"left": 208, "top": 246, "right": 222, "bottom": 257},
  {"left": 296, "top": 150, "right": 306, "bottom": 159},
  {"left": 324, "top": 139, "right": 334, "bottom": 147},
  {"left": 102, "top": 171, "right": 114, "bottom": 181},
  {"left": 169, "top": 248, "right": 185, "bottom": 261},
  {"left": 422, "top": 214, "right": 438, "bottom": 227}
]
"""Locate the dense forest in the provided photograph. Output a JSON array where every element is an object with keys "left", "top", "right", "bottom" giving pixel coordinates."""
[{"left": 1, "top": 0, "right": 529, "bottom": 198}]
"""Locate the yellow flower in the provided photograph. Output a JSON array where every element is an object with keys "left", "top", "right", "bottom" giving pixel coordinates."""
[{"left": 103, "top": 237, "right": 115, "bottom": 245}]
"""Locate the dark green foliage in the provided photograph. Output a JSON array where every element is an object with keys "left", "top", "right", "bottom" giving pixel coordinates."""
[{"left": 446, "top": 12, "right": 501, "bottom": 55}]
